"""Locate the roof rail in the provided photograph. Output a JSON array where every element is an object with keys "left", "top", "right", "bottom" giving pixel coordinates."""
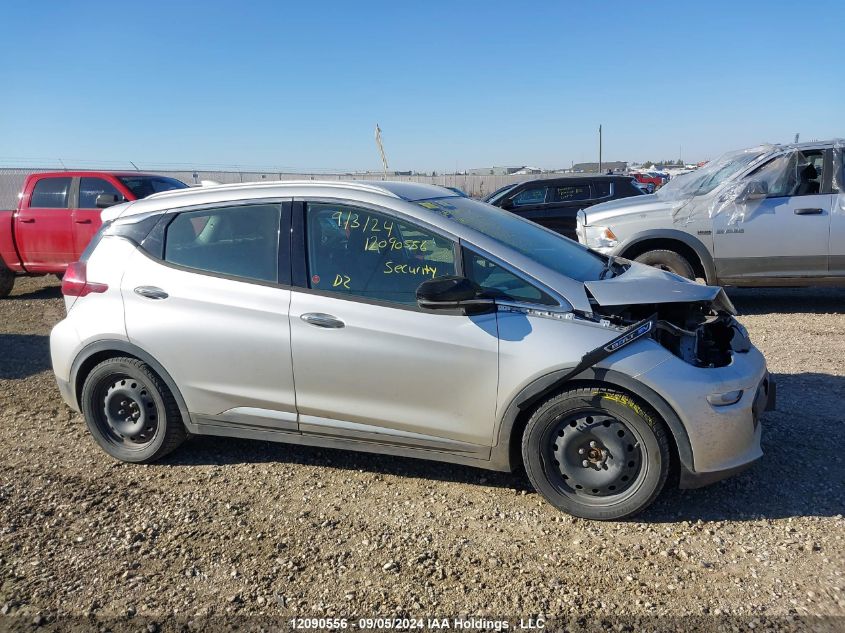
[{"left": 145, "top": 179, "right": 401, "bottom": 200}]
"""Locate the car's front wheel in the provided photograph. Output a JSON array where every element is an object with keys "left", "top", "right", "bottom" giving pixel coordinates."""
[
  {"left": 81, "top": 357, "right": 186, "bottom": 463},
  {"left": 522, "top": 387, "right": 670, "bottom": 520}
]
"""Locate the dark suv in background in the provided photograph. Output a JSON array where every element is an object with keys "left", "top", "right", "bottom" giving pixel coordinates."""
[{"left": 485, "top": 175, "right": 643, "bottom": 239}]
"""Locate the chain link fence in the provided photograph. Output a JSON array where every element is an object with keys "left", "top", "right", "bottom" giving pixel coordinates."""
[{"left": 0, "top": 166, "right": 563, "bottom": 209}]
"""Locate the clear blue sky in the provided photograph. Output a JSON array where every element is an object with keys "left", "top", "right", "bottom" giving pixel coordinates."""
[{"left": 1, "top": 1, "right": 842, "bottom": 172}]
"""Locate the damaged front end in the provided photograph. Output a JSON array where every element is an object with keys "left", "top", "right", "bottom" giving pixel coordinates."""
[
  {"left": 582, "top": 261, "right": 748, "bottom": 368},
  {"left": 593, "top": 299, "right": 749, "bottom": 368}
]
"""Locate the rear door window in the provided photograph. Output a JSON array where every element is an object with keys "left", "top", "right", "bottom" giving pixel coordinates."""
[
  {"left": 30, "top": 177, "right": 71, "bottom": 208},
  {"left": 164, "top": 203, "right": 281, "bottom": 283},
  {"left": 305, "top": 202, "right": 456, "bottom": 306},
  {"left": 552, "top": 184, "right": 591, "bottom": 202}
]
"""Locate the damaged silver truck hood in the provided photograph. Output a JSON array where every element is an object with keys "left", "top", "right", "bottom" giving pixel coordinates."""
[
  {"left": 584, "top": 261, "right": 735, "bottom": 313},
  {"left": 581, "top": 194, "right": 684, "bottom": 225}
]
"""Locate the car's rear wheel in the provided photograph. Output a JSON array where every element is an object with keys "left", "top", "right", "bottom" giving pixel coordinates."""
[
  {"left": 522, "top": 387, "right": 670, "bottom": 520},
  {"left": 81, "top": 357, "right": 186, "bottom": 463},
  {"left": 634, "top": 249, "right": 695, "bottom": 280},
  {"left": 0, "top": 264, "right": 15, "bottom": 298}
]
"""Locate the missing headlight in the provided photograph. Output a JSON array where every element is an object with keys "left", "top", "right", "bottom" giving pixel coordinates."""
[{"left": 593, "top": 300, "right": 743, "bottom": 368}]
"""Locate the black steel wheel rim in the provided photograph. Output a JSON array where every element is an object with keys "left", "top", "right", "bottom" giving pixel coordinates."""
[
  {"left": 93, "top": 374, "right": 159, "bottom": 448},
  {"left": 543, "top": 410, "right": 645, "bottom": 501}
]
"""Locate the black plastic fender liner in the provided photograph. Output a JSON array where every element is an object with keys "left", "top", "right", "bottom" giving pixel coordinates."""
[
  {"left": 69, "top": 339, "right": 195, "bottom": 434},
  {"left": 492, "top": 364, "right": 695, "bottom": 476}
]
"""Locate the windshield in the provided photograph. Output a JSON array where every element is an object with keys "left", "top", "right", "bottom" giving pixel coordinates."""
[
  {"left": 484, "top": 183, "right": 519, "bottom": 204},
  {"left": 118, "top": 176, "right": 188, "bottom": 199},
  {"left": 416, "top": 197, "right": 607, "bottom": 282},
  {"left": 656, "top": 147, "right": 769, "bottom": 200}
]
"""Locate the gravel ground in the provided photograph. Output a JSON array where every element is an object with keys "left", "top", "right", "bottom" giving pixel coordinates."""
[{"left": 0, "top": 275, "right": 843, "bottom": 632}]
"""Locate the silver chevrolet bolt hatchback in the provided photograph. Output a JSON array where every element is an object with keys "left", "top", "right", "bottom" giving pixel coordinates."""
[{"left": 50, "top": 181, "right": 775, "bottom": 520}]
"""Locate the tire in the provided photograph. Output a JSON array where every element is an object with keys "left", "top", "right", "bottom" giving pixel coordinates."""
[
  {"left": 81, "top": 357, "right": 186, "bottom": 463},
  {"left": 0, "top": 263, "right": 14, "bottom": 298},
  {"left": 522, "top": 387, "right": 670, "bottom": 520},
  {"left": 634, "top": 249, "right": 695, "bottom": 280}
]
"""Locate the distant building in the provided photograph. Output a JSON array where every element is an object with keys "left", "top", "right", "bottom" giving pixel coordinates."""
[
  {"left": 346, "top": 170, "right": 412, "bottom": 177},
  {"left": 466, "top": 166, "right": 534, "bottom": 176},
  {"left": 571, "top": 161, "right": 627, "bottom": 173}
]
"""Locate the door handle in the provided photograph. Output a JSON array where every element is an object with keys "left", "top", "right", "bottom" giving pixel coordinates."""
[
  {"left": 134, "top": 286, "right": 169, "bottom": 300},
  {"left": 794, "top": 208, "right": 823, "bottom": 215},
  {"left": 19, "top": 218, "right": 35, "bottom": 223},
  {"left": 301, "top": 312, "right": 345, "bottom": 329},
  {"left": 74, "top": 218, "right": 92, "bottom": 224}
]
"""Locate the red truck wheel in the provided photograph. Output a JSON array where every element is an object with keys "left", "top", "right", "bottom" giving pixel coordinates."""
[{"left": 0, "top": 264, "right": 14, "bottom": 298}]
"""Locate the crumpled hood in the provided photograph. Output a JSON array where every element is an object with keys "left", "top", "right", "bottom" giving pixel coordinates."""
[
  {"left": 582, "top": 194, "right": 685, "bottom": 225},
  {"left": 584, "top": 260, "right": 735, "bottom": 313}
]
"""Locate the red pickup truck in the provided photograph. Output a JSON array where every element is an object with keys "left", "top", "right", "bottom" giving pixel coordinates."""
[{"left": 0, "top": 171, "right": 187, "bottom": 297}]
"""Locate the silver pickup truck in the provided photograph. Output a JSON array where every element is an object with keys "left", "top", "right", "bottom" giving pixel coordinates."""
[{"left": 576, "top": 140, "right": 844, "bottom": 286}]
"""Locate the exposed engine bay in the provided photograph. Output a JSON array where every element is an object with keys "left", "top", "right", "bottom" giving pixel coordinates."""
[{"left": 592, "top": 300, "right": 749, "bottom": 368}]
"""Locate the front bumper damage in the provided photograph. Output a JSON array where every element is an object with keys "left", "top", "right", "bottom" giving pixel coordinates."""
[
  {"left": 632, "top": 341, "right": 773, "bottom": 488},
  {"left": 678, "top": 371, "right": 775, "bottom": 488},
  {"left": 564, "top": 279, "right": 776, "bottom": 489}
]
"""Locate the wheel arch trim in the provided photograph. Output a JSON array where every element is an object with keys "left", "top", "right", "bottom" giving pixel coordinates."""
[
  {"left": 70, "top": 339, "right": 197, "bottom": 433},
  {"left": 492, "top": 367, "right": 694, "bottom": 474},
  {"left": 613, "top": 229, "right": 717, "bottom": 284}
]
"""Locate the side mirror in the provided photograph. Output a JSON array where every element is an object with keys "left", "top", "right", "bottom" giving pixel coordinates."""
[
  {"left": 416, "top": 276, "right": 495, "bottom": 314},
  {"left": 742, "top": 180, "right": 768, "bottom": 202},
  {"left": 95, "top": 193, "right": 120, "bottom": 208}
]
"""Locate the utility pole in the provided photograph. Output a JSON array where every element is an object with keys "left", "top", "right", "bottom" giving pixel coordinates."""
[
  {"left": 598, "top": 124, "right": 602, "bottom": 174},
  {"left": 374, "top": 124, "right": 389, "bottom": 179}
]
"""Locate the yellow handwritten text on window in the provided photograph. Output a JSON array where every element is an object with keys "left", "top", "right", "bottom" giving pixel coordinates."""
[{"left": 383, "top": 262, "right": 438, "bottom": 278}]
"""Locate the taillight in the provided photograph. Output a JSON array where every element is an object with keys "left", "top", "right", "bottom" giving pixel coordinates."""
[{"left": 61, "top": 262, "right": 108, "bottom": 297}]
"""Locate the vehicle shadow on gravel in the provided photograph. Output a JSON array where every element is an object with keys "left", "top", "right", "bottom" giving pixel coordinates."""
[
  {"left": 161, "top": 372, "right": 844, "bottom": 523},
  {"left": 163, "top": 436, "right": 533, "bottom": 492},
  {"left": 0, "top": 334, "right": 52, "bottom": 378},
  {"left": 6, "top": 284, "right": 62, "bottom": 301},
  {"left": 728, "top": 287, "right": 845, "bottom": 315}
]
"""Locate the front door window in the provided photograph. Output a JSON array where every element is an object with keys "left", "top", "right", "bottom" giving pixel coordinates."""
[{"left": 305, "top": 203, "right": 456, "bottom": 305}]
